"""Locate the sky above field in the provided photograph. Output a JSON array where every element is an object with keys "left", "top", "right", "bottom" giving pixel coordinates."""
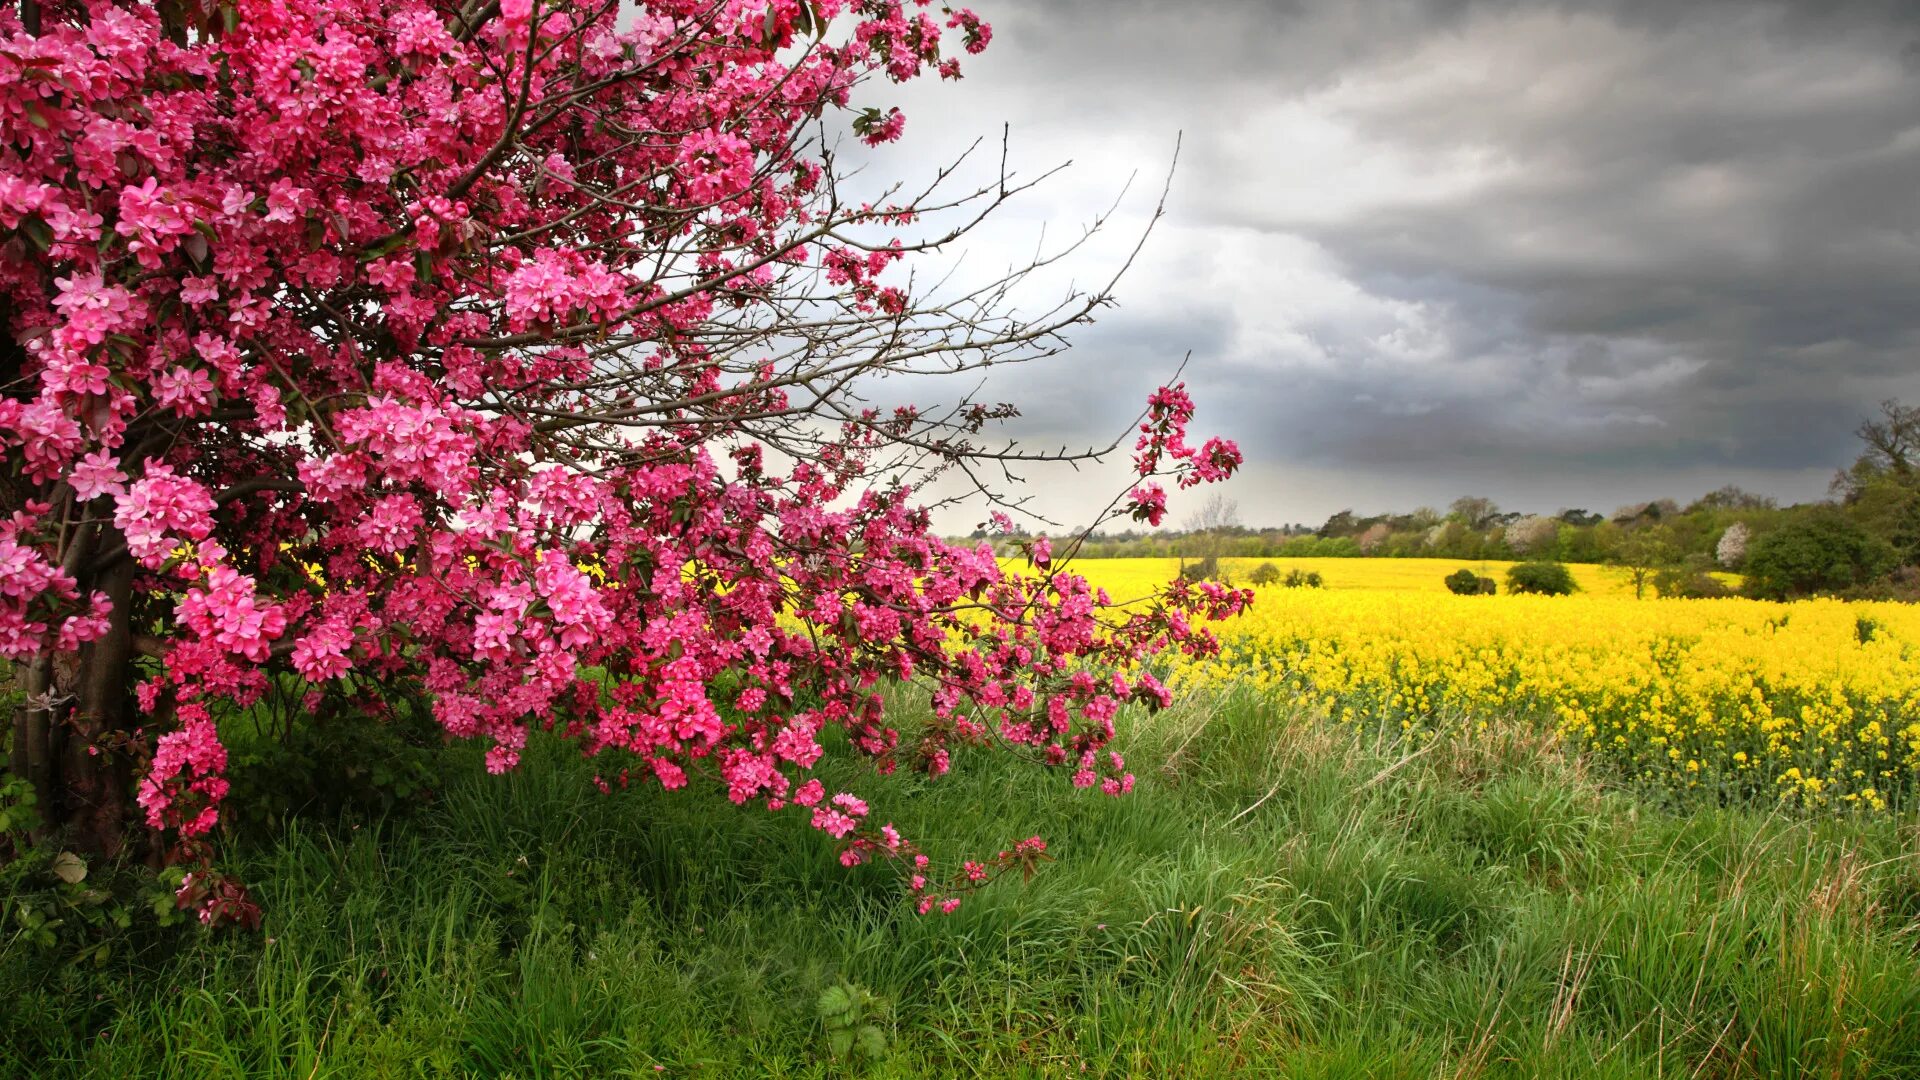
[{"left": 846, "top": 0, "right": 1920, "bottom": 532}]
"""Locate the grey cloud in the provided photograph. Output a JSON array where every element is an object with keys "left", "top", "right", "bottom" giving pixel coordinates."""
[{"left": 860, "top": 0, "right": 1920, "bottom": 526}]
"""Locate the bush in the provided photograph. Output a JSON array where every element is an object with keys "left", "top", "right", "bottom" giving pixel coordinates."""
[
  {"left": 1506, "top": 561, "right": 1578, "bottom": 596},
  {"left": 1743, "top": 508, "right": 1898, "bottom": 600},
  {"left": 1652, "top": 555, "right": 1732, "bottom": 599},
  {"left": 1249, "top": 562, "right": 1281, "bottom": 586},
  {"left": 1444, "top": 569, "right": 1496, "bottom": 596},
  {"left": 1282, "top": 569, "right": 1324, "bottom": 589},
  {"left": 1178, "top": 556, "right": 1227, "bottom": 583}
]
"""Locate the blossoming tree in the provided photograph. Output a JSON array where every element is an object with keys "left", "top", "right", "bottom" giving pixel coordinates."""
[{"left": 0, "top": 0, "right": 1244, "bottom": 918}]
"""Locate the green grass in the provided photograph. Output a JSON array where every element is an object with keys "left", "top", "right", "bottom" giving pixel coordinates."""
[{"left": 5, "top": 689, "right": 1920, "bottom": 1077}]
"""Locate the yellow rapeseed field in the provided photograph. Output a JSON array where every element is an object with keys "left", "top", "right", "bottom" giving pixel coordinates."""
[{"left": 1068, "top": 557, "right": 1920, "bottom": 811}]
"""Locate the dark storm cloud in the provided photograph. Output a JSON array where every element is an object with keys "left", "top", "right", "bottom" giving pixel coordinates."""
[{"left": 863, "top": 0, "right": 1920, "bottom": 524}]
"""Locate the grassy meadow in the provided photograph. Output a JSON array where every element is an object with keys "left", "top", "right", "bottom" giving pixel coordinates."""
[{"left": 5, "top": 559, "right": 1920, "bottom": 1077}]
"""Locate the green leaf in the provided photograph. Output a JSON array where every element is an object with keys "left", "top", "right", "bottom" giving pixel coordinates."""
[
  {"left": 826, "top": 1029, "right": 853, "bottom": 1058},
  {"left": 20, "top": 215, "right": 53, "bottom": 252},
  {"left": 855, "top": 1025, "right": 887, "bottom": 1059},
  {"left": 356, "top": 232, "right": 413, "bottom": 263},
  {"left": 816, "top": 984, "right": 853, "bottom": 1018},
  {"left": 51, "top": 852, "right": 87, "bottom": 885}
]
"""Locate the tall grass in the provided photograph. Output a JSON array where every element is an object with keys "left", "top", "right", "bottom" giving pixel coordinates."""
[{"left": 4, "top": 690, "right": 1919, "bottom": 1077}]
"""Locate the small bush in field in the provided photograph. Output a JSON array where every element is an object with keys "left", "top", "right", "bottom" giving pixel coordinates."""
[
  {"left": 1506, "top": 561, "right": 1578, "bottom": 596},
  {"left": 1445, "top": 569, "right": 1496, "bottom": 595}
]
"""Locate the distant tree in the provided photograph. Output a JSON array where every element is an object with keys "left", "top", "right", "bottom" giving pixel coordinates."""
[
  {"left": 1557, "top": 508, "right": 1605, "bottom": 527},
  {"left": 1445, "top": 569, "right": 1496, "bottom": 595},
  {"left": 1612, "top": 499, "right": 1681, "bottom": 525},
  {"left": 1830, "top": 399, "right": 1920, "bottom": 566},
  {"left": 1282, "top": 569, "right": 1324, "bottom": 589},
  {"left": 1507, "top": 561, "right": 1579, "bottom": 596},
  {"left": 1743, "top": 508, "right": 1898, "bottom": 600},
  {"left": 1318, "top": 509, "right": 1359, "bottom": 537},
  {"left": 1504, "top": 515, "right": 1559, "bottom": 556},
  {"left": 1833, "top": 399, "right": 1920, "bottom": 497},
  {"left": 1689, "top": 485, "right": 1776, "bottom": 512},
  {"left": 1356, "top": 522, "right": 1393, "bottom": 553},
  {"left": 1845, "top": 480, "right": 1920, "bottom": 565},
  {"left": 1249, "top": 562, "right": 1282, "bottom": 586},
  {"left": 1180, "top": 494, "right": 1242, "bottom": 582},
  {"left": 1716, "top": 522, "right": 1751, "bottom": 569},
  {"left": 1654, "top": 554, "right": 1731, "bottom": 599},
  {"left": 1450, "top": 496, "right": 1500, "bottom": 529},
  {"left": 1611, "top": 526, "right": 1679, "bottom": 599}
]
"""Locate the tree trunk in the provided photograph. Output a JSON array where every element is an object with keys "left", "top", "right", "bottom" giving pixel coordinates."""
[
  {"left": 8, "top": 546, "right": 141, "bottom": 857},
  {"left": 59, "top": 553, "right": 139, "bottom": 855}
]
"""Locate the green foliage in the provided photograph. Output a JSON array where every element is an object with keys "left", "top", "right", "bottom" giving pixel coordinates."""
[
  {"left": 1652, "top": 554, "right": 1731, "bottom": 599},
  {"left": 1844, "top": 476, "right": 1920, "bottom": 565},
  {"left": 1610, "top": 524, "right": 1679, "bottom": 599},
  {"left": 1281, "top": 569, "right": 1323, "bottom": 589},
  {"left": 1176, "top": 555, "right": 1225, "bottom": 584},
  {"left": 1743, "top": 508, "right": 1898, "bottom": 600},
  {"left": 1278, "top": 535, "right": 1362, "bottom": 558},
  {"left": 816, "top": 979, "right": 888, "bottom": 1062},
  {"left": 1443, "top": 569, "right": 1495, "bottom": 596},
  {"left": 0, "top": 771, "right": 41, "bottom": 842},
  {"left": 0, "top": 773, "right": 190, "bottom": 974},
  {"left": 1506, "top": 561, "right": 1578, "bottom": 596},
  {"left": 1248, "top": 562, "right": 1281, "bottom": 586},
  {"left": 216, "top": 681, "right": 447, "bottom": 839},
  {"left": 5, "top": 693, "right": 1918, "bottom": 1077}
]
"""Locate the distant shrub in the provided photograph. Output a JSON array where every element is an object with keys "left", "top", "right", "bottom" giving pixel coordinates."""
[
  {"left": 1653, "top": 555, "right": 1731, "bottom": 599},
  {"left": 1503, "top": 515, "right": 1558, "bottom": 555},
  {"left": 1506, "top": 561, "right": 1578, "bottom": 596},
  {"left": 1715, "top": 522, "right": 1750, "bottom": 569},
  {"left": 1283, "top": 569, "right": 1323, "bottom": 589},
  {"left": 1445, "top": 569, "right": 1496, "bottom": 595},
  {"left": 1178, "top": 556, "right": 1226, "bottom": 584},
  {"left": 1743, "top": 509, "right": 1897, "bottom": 600},
  {"left": 1835, "top": 565, "right": 1920, "bottom": 603},
  {"left": 1249, "top": 562, "right": 1281, "bottom": 586}
]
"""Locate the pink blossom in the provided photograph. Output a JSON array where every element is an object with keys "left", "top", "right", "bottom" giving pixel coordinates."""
[
  {"left": 0, "top": 0, "right": 1253, "bottom": 914},
  {"left": 114, "top": 465, "right": 216, "bottom": 567},
  {"left": 152, "top": 366, "right": 217, "bottom": 416},
  {"left": 69, "top": 450, "right": 128, "bottom": 502}
]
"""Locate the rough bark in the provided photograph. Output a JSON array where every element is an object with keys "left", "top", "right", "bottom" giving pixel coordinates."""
[
  {"left": 58, "top": 553, "right": 139, "bottom": 855},
  {"left": 7, "top": 548, "right": 141, "bottom": 856}
]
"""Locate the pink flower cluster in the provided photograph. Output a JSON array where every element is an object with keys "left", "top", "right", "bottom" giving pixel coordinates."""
[
  {"left": 137, "top": 706, "right": 229, "bottom": 837},
  {"left": 113, "top": 465, "right": 216, "bottom": 568},
  {"left": 0, "top": 0, "right": 1257, "bottom": 915}
]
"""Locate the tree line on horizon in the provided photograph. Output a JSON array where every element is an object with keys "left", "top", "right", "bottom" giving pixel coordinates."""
[{"left": 968, "top": 400, "right": 1920, "bottom": 602}]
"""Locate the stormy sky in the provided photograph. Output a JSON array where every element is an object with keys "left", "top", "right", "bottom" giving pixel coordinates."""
[{"left": 848, "top": 0, "right": 1920, "bottom": 532}]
